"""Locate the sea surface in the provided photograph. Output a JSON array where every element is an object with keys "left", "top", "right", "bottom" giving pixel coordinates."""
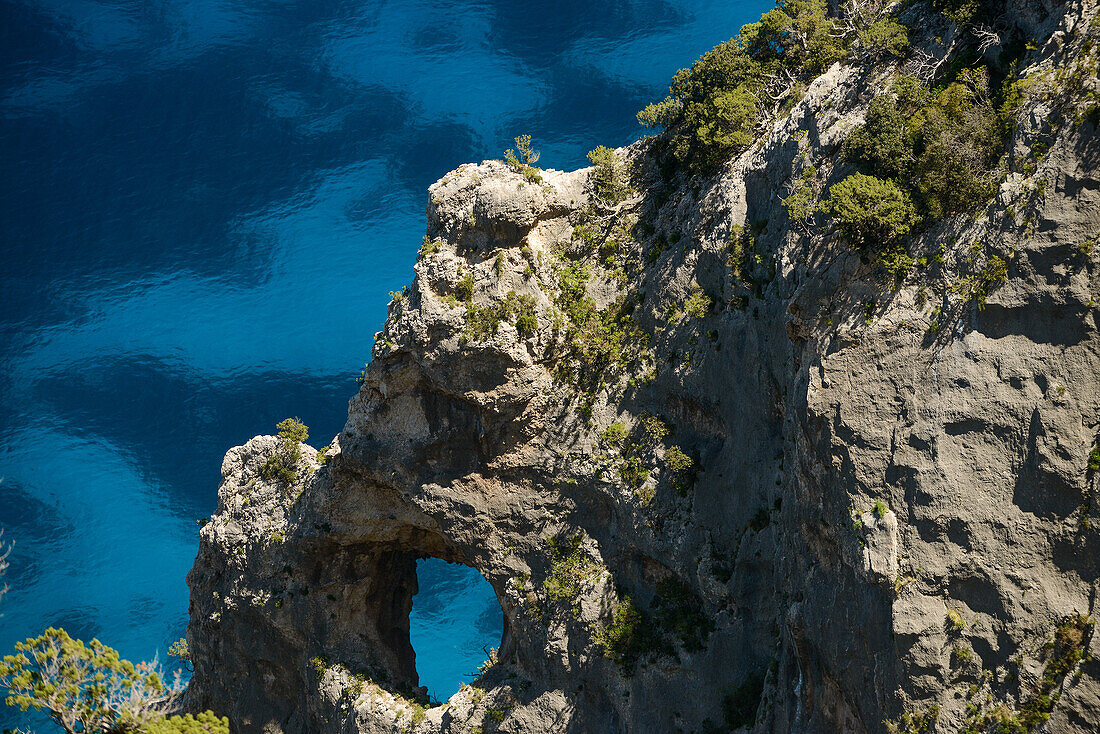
[{"left": 0, "top": 0, "right": 769, "bottom": 719}]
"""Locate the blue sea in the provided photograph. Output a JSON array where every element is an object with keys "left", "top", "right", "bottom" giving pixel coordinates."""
[{"left": 0, "top": 0, "right": 769, "bottom": 722}]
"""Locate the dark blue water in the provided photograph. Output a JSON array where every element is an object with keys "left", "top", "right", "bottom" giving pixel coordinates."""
[{"left": 0, "top": 0, "right": 769, "bottom": 719}]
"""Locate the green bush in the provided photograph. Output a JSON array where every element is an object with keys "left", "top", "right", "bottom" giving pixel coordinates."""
[
  {"left": 641, "top": 415, "right": 670, "bottom": 444},
  {"left": 915, "top": 77, "right": 1003, "bottom": 218},
  {"left": 821, "top": 174, "right": 918, "bottom": 247},
  {"left": 782, "top": 165, "right": 818, "bottom": 223},
  {"left": 1018, "top": 615, "right": 1094, "bottom": 727},
  {"left": 542, "top": 536, "right": 601, "bottom": 610},
  {"left": 552, "top": 258, "right": 647, "bottom": 382},
  {"left": 617, "top": 457, "right": 650, "bottom": 489},
  {"left": 144, "top": 712, "right": 230, "bottom": 734},
  {"left": 858, "top": 18, "right": 909, "bottom": 58},
  {"left": 665, "top": 445, "right": 694, "bottom": 475},
  {"left": 595, "top": 597, "right": 662, "bottom": 674},
  {"left": 846, "top": 72, "right": 1004, "bottom": 220},
  {"left": 637, "top": 37, "right": 766, "bottom": 174},
  {"left": 261, "top": 418, "right": 309, "bottom": 485},
  {"left": 953, "top": 255, "right": 1008, "bottom": 309},
  {"left": 684, "top": 287, "right": 712, "bottom": 318},
  {"left": 504, "top": 134, "right": 542, "bottom": 183},
  {"left": 465, "top": 290, "right": 538, "bottom": 340},
  {"left": 455, "top": 272, "right": 475, "bottom": 302},
  {"left": 587, "top": 145, "right": 630, "bottom": 206},
  {"left": 600, "top": 422, "right": 629, "bottom": 447},
  {"left": 846, "top": 96, "right": 914, "bottom": 181},
  {"left": 652, "top": 578, "right": 713, "bottom": 651},
  {"left": 0, "top": 628, "right": 226, "bottom": 734},
  {"left": 276, "top": 417, "right": 308, "bottom": 444},
  {"left": 739, "top": 0, "right": 848, "bottom": 73}
]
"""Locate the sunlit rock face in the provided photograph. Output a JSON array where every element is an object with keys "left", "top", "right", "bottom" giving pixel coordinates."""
[{"left": 185, "top": 2, "right": 1100, "bottom": 731}]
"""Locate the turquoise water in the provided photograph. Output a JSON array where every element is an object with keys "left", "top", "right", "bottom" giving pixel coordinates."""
[{"left": 0, "top": 0, "right": 769, "bottom": 719}]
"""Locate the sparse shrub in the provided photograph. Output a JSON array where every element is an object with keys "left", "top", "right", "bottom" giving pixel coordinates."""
[
  {"left": 504, "top": 134, "right": 542, "bottom": 183},
  {"left": 596, "top": 597, "right": 668, "bottom": 675},
  {"left": 143, "top": 711, "right": 230, "bottom": 734},
  {"left": 1018, "top": 615, "right": 1094, "bottom": 727},
  {"left": 1088, "top": 447, "right": 1100, "bottom": 472},
  {"left": 952, "top": 644, "right": 974, "bottom": 666},
  {"left": 552, "top": 258, "right": 648, "bottom": 382},
  {"left": 601, "top": 422, "right": 629, "bottom": 447},
  {"left": 465, "top": 290, "right": 538, "bottom": 340},
  {"left": 618, "top": 457, "right": 650, "bottom": 490},
  {"left": 261, "top": 418, "right": 309, "bottom": 485},
  {"left": 311, "top": 656, "right": 329, "bottom": 678},
  {"left": 587, "top": 145, "right": 630, "bottom": 206},
  {"left": 455, "top": 272, "right": 475, "bottom": 302},
  {"left": 168, "top": 638, "right": 191, "bottom": 671},
  {"left": 684, "top": 287, "right": 713, "bottom": 318},
  {"left": 846, "top": 96, "right": 914, "bottom": 181},
  {"left": 542, "top": 536, "right": 601, "bottom": 610},
  {"left": 872, "top": 500, "right": 888, "bottom": 518},
  {"left": 515, "top": 311, "right": 538, "bottom": 338},
  {"left": 947, "top": 609, "right": 966, "bottom": 633},
  {"left": 782, "top": 165, "right": 818, "bottom": 223},
  {"left": 953, "top": 255, "right": 1008, "bottom": 308},
  {"left": 641, "top": 415, "right": 670, "bottom": 444},
  {"left": 419, "top": 236, "right": 442, "bottom": 257},
  {"left": 885, "top": 705, "right": 940, "bottom": 734},
  {"left": 665, "top": 445, "right": 694, "bottom": 475}
]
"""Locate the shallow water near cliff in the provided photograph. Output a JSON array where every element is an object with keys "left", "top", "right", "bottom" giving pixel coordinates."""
[{"left": 0, "top": 0, "right": 770, "bottom": 718}]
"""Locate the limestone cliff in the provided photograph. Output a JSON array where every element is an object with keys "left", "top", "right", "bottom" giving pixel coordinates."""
[{"left": 186, "top": 1, "right": 1100, "bottom": 731}]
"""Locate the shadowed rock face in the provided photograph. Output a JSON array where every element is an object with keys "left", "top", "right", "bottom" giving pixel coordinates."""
[{"left": 186, "top": 3, "right": 1100, "bottom": 732}]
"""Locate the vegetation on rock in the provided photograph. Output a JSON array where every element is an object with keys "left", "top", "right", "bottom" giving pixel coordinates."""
[
  {"left": 504, "top": 134, "right": 542, "bottom": 183},
  {"left": 261, "top": 417, "right": 309, "bottom": 485},
  {"left": 0, "top": 627, "right": 226, "bottom": 734}
]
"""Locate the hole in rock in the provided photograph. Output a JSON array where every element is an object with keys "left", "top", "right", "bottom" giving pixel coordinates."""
[{"left": 409, "top": 558, "right": 503, "bottom": 703}]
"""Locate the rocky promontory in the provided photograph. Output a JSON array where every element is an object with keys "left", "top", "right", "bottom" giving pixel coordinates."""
[{"left": 185, "top": 1, "right": 1100, "bottom": 731}]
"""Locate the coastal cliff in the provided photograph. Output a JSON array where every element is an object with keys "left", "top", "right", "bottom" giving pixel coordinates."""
[{"left": 185, "top": 1, "right": 1100, "bottom": 731}]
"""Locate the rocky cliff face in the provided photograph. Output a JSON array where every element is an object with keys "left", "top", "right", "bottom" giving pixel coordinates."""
[{"left": 186, "top": 1, "right": 1100, "bottom": 732}]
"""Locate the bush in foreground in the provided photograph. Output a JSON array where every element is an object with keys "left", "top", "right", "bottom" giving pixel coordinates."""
[{"left": 0, "top": 627, "right": 227, "bottom": 734}]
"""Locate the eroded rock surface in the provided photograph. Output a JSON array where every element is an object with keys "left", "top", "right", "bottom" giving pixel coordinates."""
[{"left": 186, "top": 2, "right": 1100, "bottom": 732}]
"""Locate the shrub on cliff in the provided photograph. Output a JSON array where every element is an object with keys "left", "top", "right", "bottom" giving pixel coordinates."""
[
  {"left": 261, "top": 417, "right": 309, "bottom": 485},
  {"left": 738, "top": 0, "right": 848, "bottom": 74},
  {"left": 587, "top": 145, "right": 631, "bottom": 206},
  {"left": 504, "top": 134, "right": 542, "bottom": 183},
  {"left": 846, "top": 71, "right": 1004, "bottom": 219},
  {"left": 0, "top": 627, "right": 227, "bottom": 734},
  {"left": 638, "top": 39, "right": 764, "bottom": 173},
  {"left": 595, "top": 597, "right": 663, "bottom": 674},
  {"left": 144, "top": 712, "right": 230, "bottom": 733},
  {"left": 636, "top": 0, "right": 872, "bottom": 174},
  {"left": 821, "top": 173, "right": 918, "bottom": 247},
  {"left": 913, "top": 74, "right": 1003, "bottom": 218}
]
